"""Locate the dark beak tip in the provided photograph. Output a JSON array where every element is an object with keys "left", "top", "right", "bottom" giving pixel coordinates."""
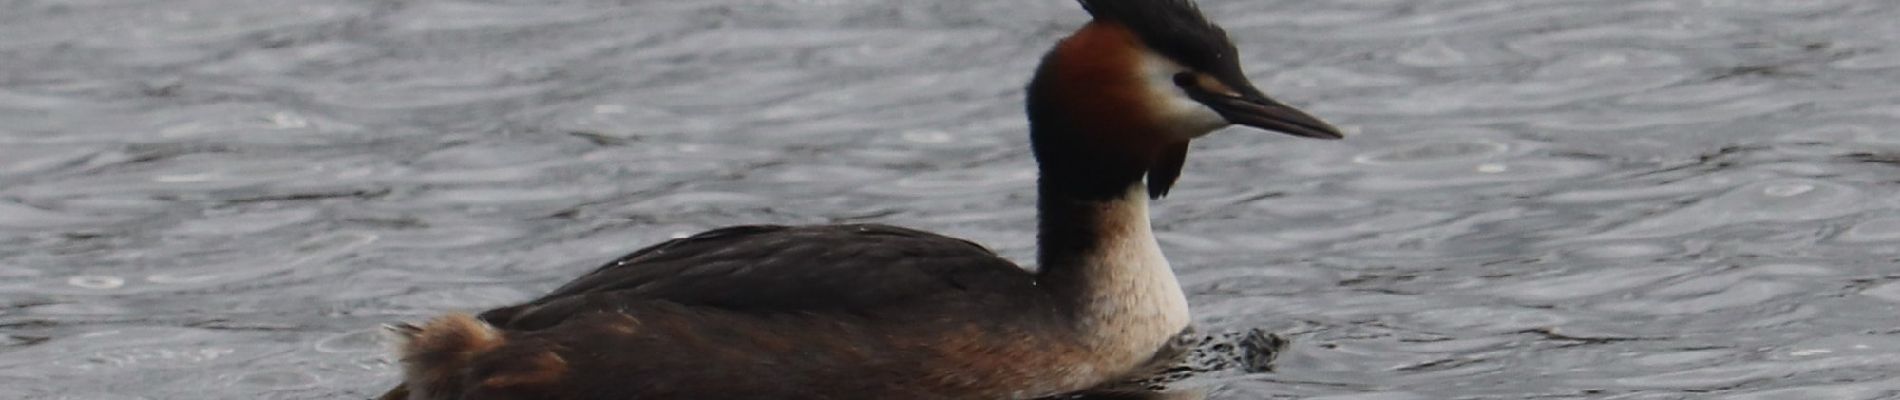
[
  {"left": 1201, "top": 94, "right": 1346, "bottom": 141},
  {"left": 1235, "top": 117, "right": 1346, "bottom": 141},
  {"left": 1301, "top": 126, "right": 1347, "bottom": 140}
]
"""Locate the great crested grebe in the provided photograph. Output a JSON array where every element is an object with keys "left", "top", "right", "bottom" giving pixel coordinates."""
[{"left": 379, "top": 0, "right": 1342, "bottom": 399}]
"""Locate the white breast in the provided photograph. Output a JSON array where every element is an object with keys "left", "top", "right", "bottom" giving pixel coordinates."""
[{"left": 1069, "top": 184, "right": 1192, "bottom": 380}]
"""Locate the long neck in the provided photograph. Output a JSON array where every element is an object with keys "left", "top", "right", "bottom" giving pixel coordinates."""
[
  {"left": 1034, "top": 174, "right": 1168, "bottom": 285},
  {"left": 1023, "top": 24, "right": 1192, "bottom": 356},
  {"left": 1034, "top": 164, "right": 1189, "bottom": 316},
  {"left": 1032, "top": 158, "right": 1192, "bottom": 376},
  {"left": 1029, "top": 115, "right": 1192, "bottom": 358}
]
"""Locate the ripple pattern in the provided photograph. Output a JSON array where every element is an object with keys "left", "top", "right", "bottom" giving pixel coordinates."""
[{"left": 2, "top": 0, "right": 1899, "bottom": 399}]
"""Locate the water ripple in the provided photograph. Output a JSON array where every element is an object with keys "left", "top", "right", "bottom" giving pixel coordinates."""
[{"left": 4, "top": 0, "right": 1899, "bottom": 399}]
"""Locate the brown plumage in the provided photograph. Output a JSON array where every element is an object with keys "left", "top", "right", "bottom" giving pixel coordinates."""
[
  {"left": 385, "top": 314, "right": 506, "bottom": 400},
  {"left": 379, "top": 0, "right": 1343, "bottom": 398}
]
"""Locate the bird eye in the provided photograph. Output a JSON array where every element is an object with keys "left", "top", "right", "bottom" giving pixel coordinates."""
[{"left": 1172, "top": 73, "right": 1197, "bottom": 89}]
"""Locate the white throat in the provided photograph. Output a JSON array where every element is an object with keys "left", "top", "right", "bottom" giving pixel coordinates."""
[{"left": 1068, "top": 184, "right": 1192, "bottom": 368}]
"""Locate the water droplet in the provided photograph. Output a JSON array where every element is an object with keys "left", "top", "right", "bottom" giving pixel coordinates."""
[
  {"left": 68, "top": 276, "right": 125, "bottom": 290},
  {"left": 1762, "top": 183, "right": 1814, "bottom": 197},
  {"left": 147, "top": 274, "right": 220, "bottom": 284},
  {"left": 1788, "top": 349, "right": 1830, "bottom": 356},
  {"left": 268, "top": 112, "right": 308, "bottom": 129},
  {"left": 593, "top": 104, "right": 627, "bottom": 114},
  {"left": 901, "top": 130, "right": 952, "bottom": 144},
  {"left": 1353, "top": 140, "right": 1509, "bottom": 165},
  {"left": 1566, "top": 242, "right": 1682, "bottom": 259}
]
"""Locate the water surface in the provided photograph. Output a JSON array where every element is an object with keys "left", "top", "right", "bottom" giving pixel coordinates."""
[{"left": 3, "top": 0, "right": 1899, "bottom": 398}]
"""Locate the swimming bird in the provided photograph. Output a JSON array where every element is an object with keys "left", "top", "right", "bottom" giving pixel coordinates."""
[{"left": 379, "top": 0, "right": 1342, "bottom": 399}]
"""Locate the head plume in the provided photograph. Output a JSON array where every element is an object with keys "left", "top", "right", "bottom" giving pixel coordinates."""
[{"left": 1077, "top": 0, "right": 1241, "bottom": 79}]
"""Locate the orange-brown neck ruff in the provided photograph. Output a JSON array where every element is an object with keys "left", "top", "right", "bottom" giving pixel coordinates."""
[
  {"left": 1025, "top": 21, "right": 1194, "bottom": 394},
  {"left": 1043, "top": 22, "right": 1171, "bottom": 169}
]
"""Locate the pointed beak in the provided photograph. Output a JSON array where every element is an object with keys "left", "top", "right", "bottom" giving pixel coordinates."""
[
  {"left": 1207, "top": 94, "right": 1344, "bottom": 140},
  {"left": 1182, "top": 75, "right": 1344, "bottom": 140}
]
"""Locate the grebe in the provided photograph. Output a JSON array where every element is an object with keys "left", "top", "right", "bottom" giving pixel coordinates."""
[{"left": 379, "top": 0, "right": 1342, "bottom": 399}]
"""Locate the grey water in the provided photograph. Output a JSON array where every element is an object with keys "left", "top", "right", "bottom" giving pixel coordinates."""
[{"left": 3, "top": 0, "right": 1899, "bottom": 398}]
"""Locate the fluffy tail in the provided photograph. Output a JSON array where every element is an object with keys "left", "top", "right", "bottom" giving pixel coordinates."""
[
  {"left": 374, "top": 385, "right": 408, "bottom": 400},
  {"left": 383, "top": 313, "right": 506, "bottom": 400}
]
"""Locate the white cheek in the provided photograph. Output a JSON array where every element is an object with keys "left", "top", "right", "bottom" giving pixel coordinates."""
[{"left": 1138, "top": 53, "right": 1228, "bottom": 140}]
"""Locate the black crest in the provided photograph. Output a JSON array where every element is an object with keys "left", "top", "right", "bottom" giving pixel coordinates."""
[{"left": 1077, "top": 0, "right": 1242, "bottom": 77}]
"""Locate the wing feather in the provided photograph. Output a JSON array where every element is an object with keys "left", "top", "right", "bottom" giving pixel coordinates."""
[{"left": 479, "top": 224, "right": 1038, "bottom": 330}]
